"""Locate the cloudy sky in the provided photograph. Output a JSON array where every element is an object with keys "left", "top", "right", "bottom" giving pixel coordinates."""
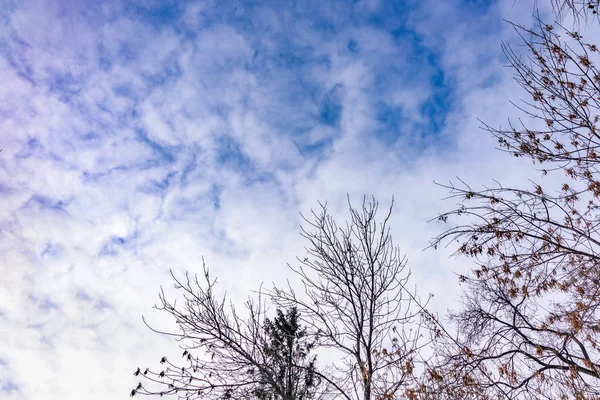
[{"left": 0, "top": 0, "right": 571, "bottom": 398}]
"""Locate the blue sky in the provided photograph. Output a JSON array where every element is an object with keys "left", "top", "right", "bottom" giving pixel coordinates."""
[{"left": 0, "top": 0, "right": 564, "bottom": 398}]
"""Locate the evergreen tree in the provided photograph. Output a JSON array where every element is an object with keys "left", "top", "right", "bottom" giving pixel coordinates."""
[{"left": 254, "top": 307, "right": 319, "bottom": 400}]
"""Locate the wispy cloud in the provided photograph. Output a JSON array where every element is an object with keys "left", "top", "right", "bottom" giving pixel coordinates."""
[{"left": 0, "top": 0, "right": 567, "bottom": 398}]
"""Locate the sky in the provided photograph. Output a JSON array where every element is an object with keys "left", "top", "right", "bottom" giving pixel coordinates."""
[{"left": 0, "top": 0, "right": 569, "bottom": 398}]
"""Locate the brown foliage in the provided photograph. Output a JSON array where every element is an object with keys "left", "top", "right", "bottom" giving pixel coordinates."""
[{"left": 428, "top": 5, "right": 600, "bottom": 399}]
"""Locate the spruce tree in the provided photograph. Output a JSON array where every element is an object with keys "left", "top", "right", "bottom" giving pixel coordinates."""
[{"left": 254, "top": 307, "right": 319, "bottom": 400}]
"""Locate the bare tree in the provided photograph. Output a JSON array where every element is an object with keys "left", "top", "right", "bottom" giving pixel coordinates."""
[
  {"left": 271, "top": 197, "right": 431, "bottom": 400},
  {"left": 548, "top": 0, "right": 600, "bottom": 23},
  {"left": 428, "top": 6, "right": 600, "bottom": 399},
  {"left": 130, "top": 263, "right": 321, "bottom": 400}
]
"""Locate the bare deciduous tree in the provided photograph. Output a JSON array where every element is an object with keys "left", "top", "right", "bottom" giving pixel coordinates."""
[
  {"left": 548, "top": 0, "right": 599, "bottom": 23},
  {"left": 271, "top": 197, "right": 431, "bottom": 400},
  {"left": 130, "top": 264, "right": 320, "bottom": 400}
]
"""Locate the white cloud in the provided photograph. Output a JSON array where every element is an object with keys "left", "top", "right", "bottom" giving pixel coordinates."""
[{"left": 0, "top": 0, "right": 586, "bottom": 399}]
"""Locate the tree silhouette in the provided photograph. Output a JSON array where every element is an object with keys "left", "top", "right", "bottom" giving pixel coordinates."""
[
  {"left": 271, "top": 197, "right": 431, "bottom": 400},
  {"left": 129, "top": 265, "right": 320, "bottom": 400},
  {"left": 132, "top": 197, "right": 431, "bottom": 400},
  {"left": 254, "top": 307, "right": 319, "bottom": 400}
]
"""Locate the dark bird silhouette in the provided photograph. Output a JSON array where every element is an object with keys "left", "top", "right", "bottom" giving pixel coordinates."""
[
  {"left": 130, "top": 389, "right": 136, "bottom": 397},
  {"left": 144, "top": 368, "right": 149, "bottom": 375},
  {"left": 160, "top": 356, "right": 167, "bottom": 364},
  {"left": 133, "top": 367, "right": 140, "bottom": 376}
]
